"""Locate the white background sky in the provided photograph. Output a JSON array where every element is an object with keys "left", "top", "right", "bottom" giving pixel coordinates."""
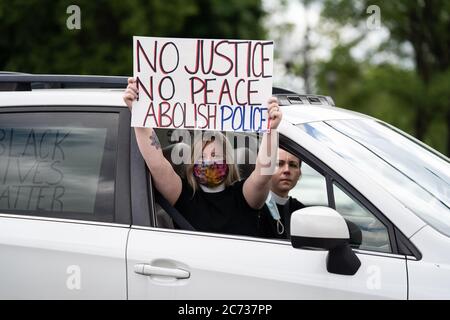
[{"left": 262, "top": 0, "right": 413, "bottom": 93}]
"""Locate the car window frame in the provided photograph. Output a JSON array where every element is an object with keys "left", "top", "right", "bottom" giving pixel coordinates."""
[
  {"left": 130, "top": 128, "right": 153, "bottom": 227},
  {"left": 0, "top": 105, "right": 131, "bottom": 225}
]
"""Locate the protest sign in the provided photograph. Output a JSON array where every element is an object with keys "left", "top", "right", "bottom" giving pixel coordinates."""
[{"left": 132, "top": 36, "right": 273, "bottom": 132}]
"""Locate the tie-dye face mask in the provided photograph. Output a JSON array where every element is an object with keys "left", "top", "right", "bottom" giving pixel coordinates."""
[{"left": 193, "top": 161, "right": 229, "bottom": 188}]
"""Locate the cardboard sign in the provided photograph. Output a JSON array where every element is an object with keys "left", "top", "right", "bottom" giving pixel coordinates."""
[{"left": 132, "top": 36, "right": 273, "bottom": 132}]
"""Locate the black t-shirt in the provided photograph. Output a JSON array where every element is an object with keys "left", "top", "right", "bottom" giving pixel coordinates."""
[
  {"left": 174, "top": 178, "right": 261, "bottom": 236},
  {"left": 259, "top": 197, "right": 305, "bottom": 239}
]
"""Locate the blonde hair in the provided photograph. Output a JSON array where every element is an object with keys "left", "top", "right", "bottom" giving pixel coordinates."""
[{"left": 186, "top": 131, "right": 240, "bottom": 195}]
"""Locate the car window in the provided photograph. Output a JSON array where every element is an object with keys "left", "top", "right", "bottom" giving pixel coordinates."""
[
  {"left": 333, "top": 182, "right": 392, "bottom": 253},
  {"left": 288, "top": 162, "right": 328, "bottom": 207},
  {"left": 0, "top": 112, "right": 118, "bottom": 222}
]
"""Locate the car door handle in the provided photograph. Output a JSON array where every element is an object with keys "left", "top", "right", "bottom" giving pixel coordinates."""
[{"left": 134, "top": 264, "right": 190, "bottom": 279}]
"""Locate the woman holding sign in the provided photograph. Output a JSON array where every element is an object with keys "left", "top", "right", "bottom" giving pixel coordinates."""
[{"left": 124, "top": 77, "right": 282, "bottom": 237}]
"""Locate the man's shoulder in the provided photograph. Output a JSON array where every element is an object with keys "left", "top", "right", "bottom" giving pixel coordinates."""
[{"left": 289, "top": 197, "right": 305, "bottom": 210}]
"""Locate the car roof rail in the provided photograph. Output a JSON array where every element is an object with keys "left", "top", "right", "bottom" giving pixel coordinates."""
[
  {"left": 273, "top": 87, "right": 298, "bottom": 95},
  {"left": 273, "top": 87, "right": 335, "bottom": 107},
  {"left": 0, "top": 74, "right": 128, "bottom": 91},
  {"left": 0, "top": 71, "right": 31, "bottom": 75}
]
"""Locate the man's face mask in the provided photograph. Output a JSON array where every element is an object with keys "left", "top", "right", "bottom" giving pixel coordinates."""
[{"left": 193, "top": 160, "right": 229, "bottom": 188}]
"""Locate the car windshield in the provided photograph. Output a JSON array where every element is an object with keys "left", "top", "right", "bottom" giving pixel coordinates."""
[{"left": 297, "top": 119, "right": 450, "bottom": 237}]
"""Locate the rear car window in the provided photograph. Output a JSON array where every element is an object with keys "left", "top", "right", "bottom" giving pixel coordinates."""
[{"left": 0, "top": 112, "right": 118, "bottom": 222}]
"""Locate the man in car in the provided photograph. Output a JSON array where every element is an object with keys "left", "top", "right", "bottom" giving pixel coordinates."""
[
  {"left": 258, "top": 148, "right": 305, "bottom": 239},
  {"left": 259, "top": 148, "right": 362, "bottom": 246}
]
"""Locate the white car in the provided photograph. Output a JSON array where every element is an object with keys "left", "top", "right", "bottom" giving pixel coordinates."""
[{"left": 0, "top": 74, "right": 449, "bottom": 299}]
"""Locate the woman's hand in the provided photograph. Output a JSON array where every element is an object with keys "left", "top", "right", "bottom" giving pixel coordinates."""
[
  {"left": 268, "top": 97, "right": 282, "bottom": 130},
  {"left": 123, "top": 77, "right": 138, "bottom": 110},
  {"left": 242, "top": 97, "right": 282, "bottom": 209}
]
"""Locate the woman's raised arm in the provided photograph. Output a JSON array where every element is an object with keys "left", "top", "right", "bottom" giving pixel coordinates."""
[
  {"left": 243, "top": 97, "right": 281, "bottom": 209},
  {"left": 124, "top": 77, "right": 182, "bottom": 205}
]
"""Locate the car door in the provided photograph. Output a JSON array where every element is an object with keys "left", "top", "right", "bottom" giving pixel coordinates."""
[
  {"left": 0, "top": 107, "right": 131, "bottom": 299},
  {"left": 126, "top": 132, "right": 407, "bottom": 299},
  {"left": 127, "top": 228, "right": 406, "bottom": 299}
]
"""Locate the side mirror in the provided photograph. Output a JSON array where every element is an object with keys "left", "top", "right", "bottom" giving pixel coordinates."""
[{"left": 290, "top": 206, "right": 361, "bottom": 276}]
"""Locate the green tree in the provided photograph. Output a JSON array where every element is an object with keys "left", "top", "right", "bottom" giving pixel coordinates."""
[
  {"left": 316, "top": 45, "right": 434, "bottom": 146},
  {"left": 310, "top": 0, "right": 450, "bottom": 155},
  {"left": 0, "top": 0, "right": 266, "bottom": 75}
]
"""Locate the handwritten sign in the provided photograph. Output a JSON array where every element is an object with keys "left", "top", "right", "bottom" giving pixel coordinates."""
[
  {"left": 132, "top": 36, "right": 274, "bottom": 132},
  {"left": 0, "top": 127, "right": 107, "bottom": 213}
]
